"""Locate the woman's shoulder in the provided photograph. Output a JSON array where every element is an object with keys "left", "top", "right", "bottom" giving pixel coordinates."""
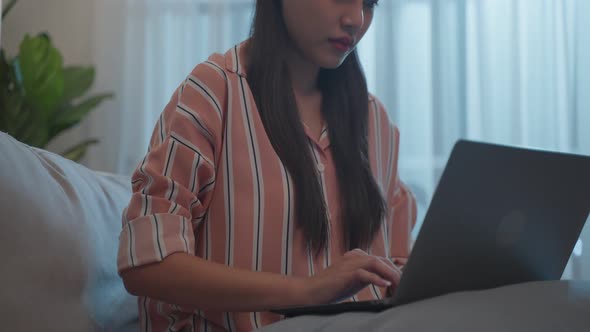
[
  {"left": 185, "top": 52, "right": 230, "bottom": 86},
  {"left": 368, "top": 94, "right": 387, "bottom": 118},
  {"left": 171, "top": 45, "right": 248, "bottom": 132},
  {"left": 367, "top": 94, "right": 402, "bottom": 165},
  {"left": 187, "top": 43, "right": 248, "bottom": 82},
  {"left": 177, "top": 49, "right": 234, "bottom": 104},
  {"left": 367, "top": 93, "right": 400, "bottom": 136},
  {"left": 179, "top": 43, "right": 248, "bottom": 102}
]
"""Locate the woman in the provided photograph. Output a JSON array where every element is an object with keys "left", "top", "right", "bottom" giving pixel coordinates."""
[{"left": 118, "top": 0, "right": 416, "bottom": 331}]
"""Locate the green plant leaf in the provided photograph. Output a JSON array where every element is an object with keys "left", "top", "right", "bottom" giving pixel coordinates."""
[
  {"left": 2, "top": 30, "right": 114, "bottom": 155},
  {"left": 18, "top": 34, "right": 65, "bottom": 116},
  {"left": 12, "top": 102, "right": 35, "bottom": 138},
  {"left": 62, "top": 66, "right": 95, "bottom": 102},
  {"left": 1, "top": 93, "right": 26, "bottom": 135},
  {"left": 0, "top": 52, "right": 10, "bottom": 131},
  {"left": 1, "top": 51, "right": 28, "bottom": 136},
  {"left": 19, "top": 114, "right": 49, "bottom": 147},
  {"left": 50, "top": 93, "right": 112, "bottom": 140},
  {"left": 60, "top": 138, "right": 99, "bottom": 162},
  {"left": 0, "top": 50, "right": 9, "bottom": 84}
]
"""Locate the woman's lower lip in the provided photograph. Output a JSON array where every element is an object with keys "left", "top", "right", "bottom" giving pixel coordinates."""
[{"left": 330, "top": 41, "right": 351, "bottom": 52}]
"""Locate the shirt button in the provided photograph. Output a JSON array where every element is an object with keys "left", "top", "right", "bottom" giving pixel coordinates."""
[{"left": 317, "top": 163, "right": 325, "bottom": 173}]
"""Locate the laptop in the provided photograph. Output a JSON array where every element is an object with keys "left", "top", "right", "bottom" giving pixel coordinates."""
[{"left": 272, "top": 139, "right": 590, "bottom": 318}]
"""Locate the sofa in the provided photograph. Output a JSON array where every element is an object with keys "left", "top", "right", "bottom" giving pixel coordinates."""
[
  {"left": 0, "top": 132, "right": 138, "bottom": 331},
  {"left": 2, "top": 131, "right": 590, "bottom": 332}
]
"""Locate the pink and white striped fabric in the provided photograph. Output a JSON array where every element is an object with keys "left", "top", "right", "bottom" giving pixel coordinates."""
[{"left": 117, "top": 43, "right": 417, "bottom": 332}]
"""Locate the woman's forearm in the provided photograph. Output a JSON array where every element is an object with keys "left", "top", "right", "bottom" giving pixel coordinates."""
[{"left": 121, "top": 252, "right": 310, "bottom": 312}]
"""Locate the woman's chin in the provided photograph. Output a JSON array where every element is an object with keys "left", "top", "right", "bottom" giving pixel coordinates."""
[{"left": 318, "top": 55, "right": 349, "bottom": 70}]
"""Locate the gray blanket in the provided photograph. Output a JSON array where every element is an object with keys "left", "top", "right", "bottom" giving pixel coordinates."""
[{"left": 259, "top": 281, "right": 590, "bottom": 332}]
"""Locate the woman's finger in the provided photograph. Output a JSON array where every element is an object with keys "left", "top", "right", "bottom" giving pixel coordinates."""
[
  {"left": 354, "top": 269, "right": 391, "bottom": 288},
  {"left": 346, "top": 255, "right": 395, "bottom": 285},
  {"left": 342, "top": 251, "right": 402, "bottom": 285},
  {"left": 352, "top": 248, "right": 368, "bottom": 255},
  {"left": 377, "top": 256, "right": 402, "bottom": 284}
]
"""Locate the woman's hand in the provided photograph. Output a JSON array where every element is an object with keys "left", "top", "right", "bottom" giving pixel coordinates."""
[{"left": 297, "top": 249, "right": 402, "bottom": 305}]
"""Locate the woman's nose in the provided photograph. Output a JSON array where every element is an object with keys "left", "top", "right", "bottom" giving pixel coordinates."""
[{"left": 341, "top": 0, "right": 365, "bottom": 35}]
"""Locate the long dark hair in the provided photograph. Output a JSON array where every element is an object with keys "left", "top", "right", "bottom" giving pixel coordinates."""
[{"left": 247, "top": 0, "right": 386, "bottom": 254}]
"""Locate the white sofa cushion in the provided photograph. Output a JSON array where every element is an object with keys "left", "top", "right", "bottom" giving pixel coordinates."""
[
  {"left": 0, "top": 132, "right": 138, "bottom": 331},
  {"left": 259, "top": 280, "right": 590, "bottom": 332}
]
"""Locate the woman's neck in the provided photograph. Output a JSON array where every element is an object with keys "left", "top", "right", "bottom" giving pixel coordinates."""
[{"left": 285, "top": 46, "right": 320, "bottom": 97}]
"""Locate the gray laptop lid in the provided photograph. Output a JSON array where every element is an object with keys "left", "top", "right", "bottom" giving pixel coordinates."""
[{"left": 394, "top": 139, "right": 590, "bottom": 306}]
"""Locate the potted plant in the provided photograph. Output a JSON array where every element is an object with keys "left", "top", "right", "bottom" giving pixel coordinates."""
[{"left": 0, "top": 0, "right": 113, "bottom": 161}]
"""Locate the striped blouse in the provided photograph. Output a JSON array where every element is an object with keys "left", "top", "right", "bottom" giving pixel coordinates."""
[{"left": 117, "top": 43, "right": 417, "bottom": 332}]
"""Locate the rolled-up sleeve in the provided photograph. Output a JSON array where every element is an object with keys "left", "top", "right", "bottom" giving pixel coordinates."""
[{"left": 117, "top": 63, "right": 226, "bottom": 273}]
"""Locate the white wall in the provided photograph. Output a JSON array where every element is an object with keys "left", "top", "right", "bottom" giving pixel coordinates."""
[{"left": 2, "top": 0, "right": 93, "bottom": 62}]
